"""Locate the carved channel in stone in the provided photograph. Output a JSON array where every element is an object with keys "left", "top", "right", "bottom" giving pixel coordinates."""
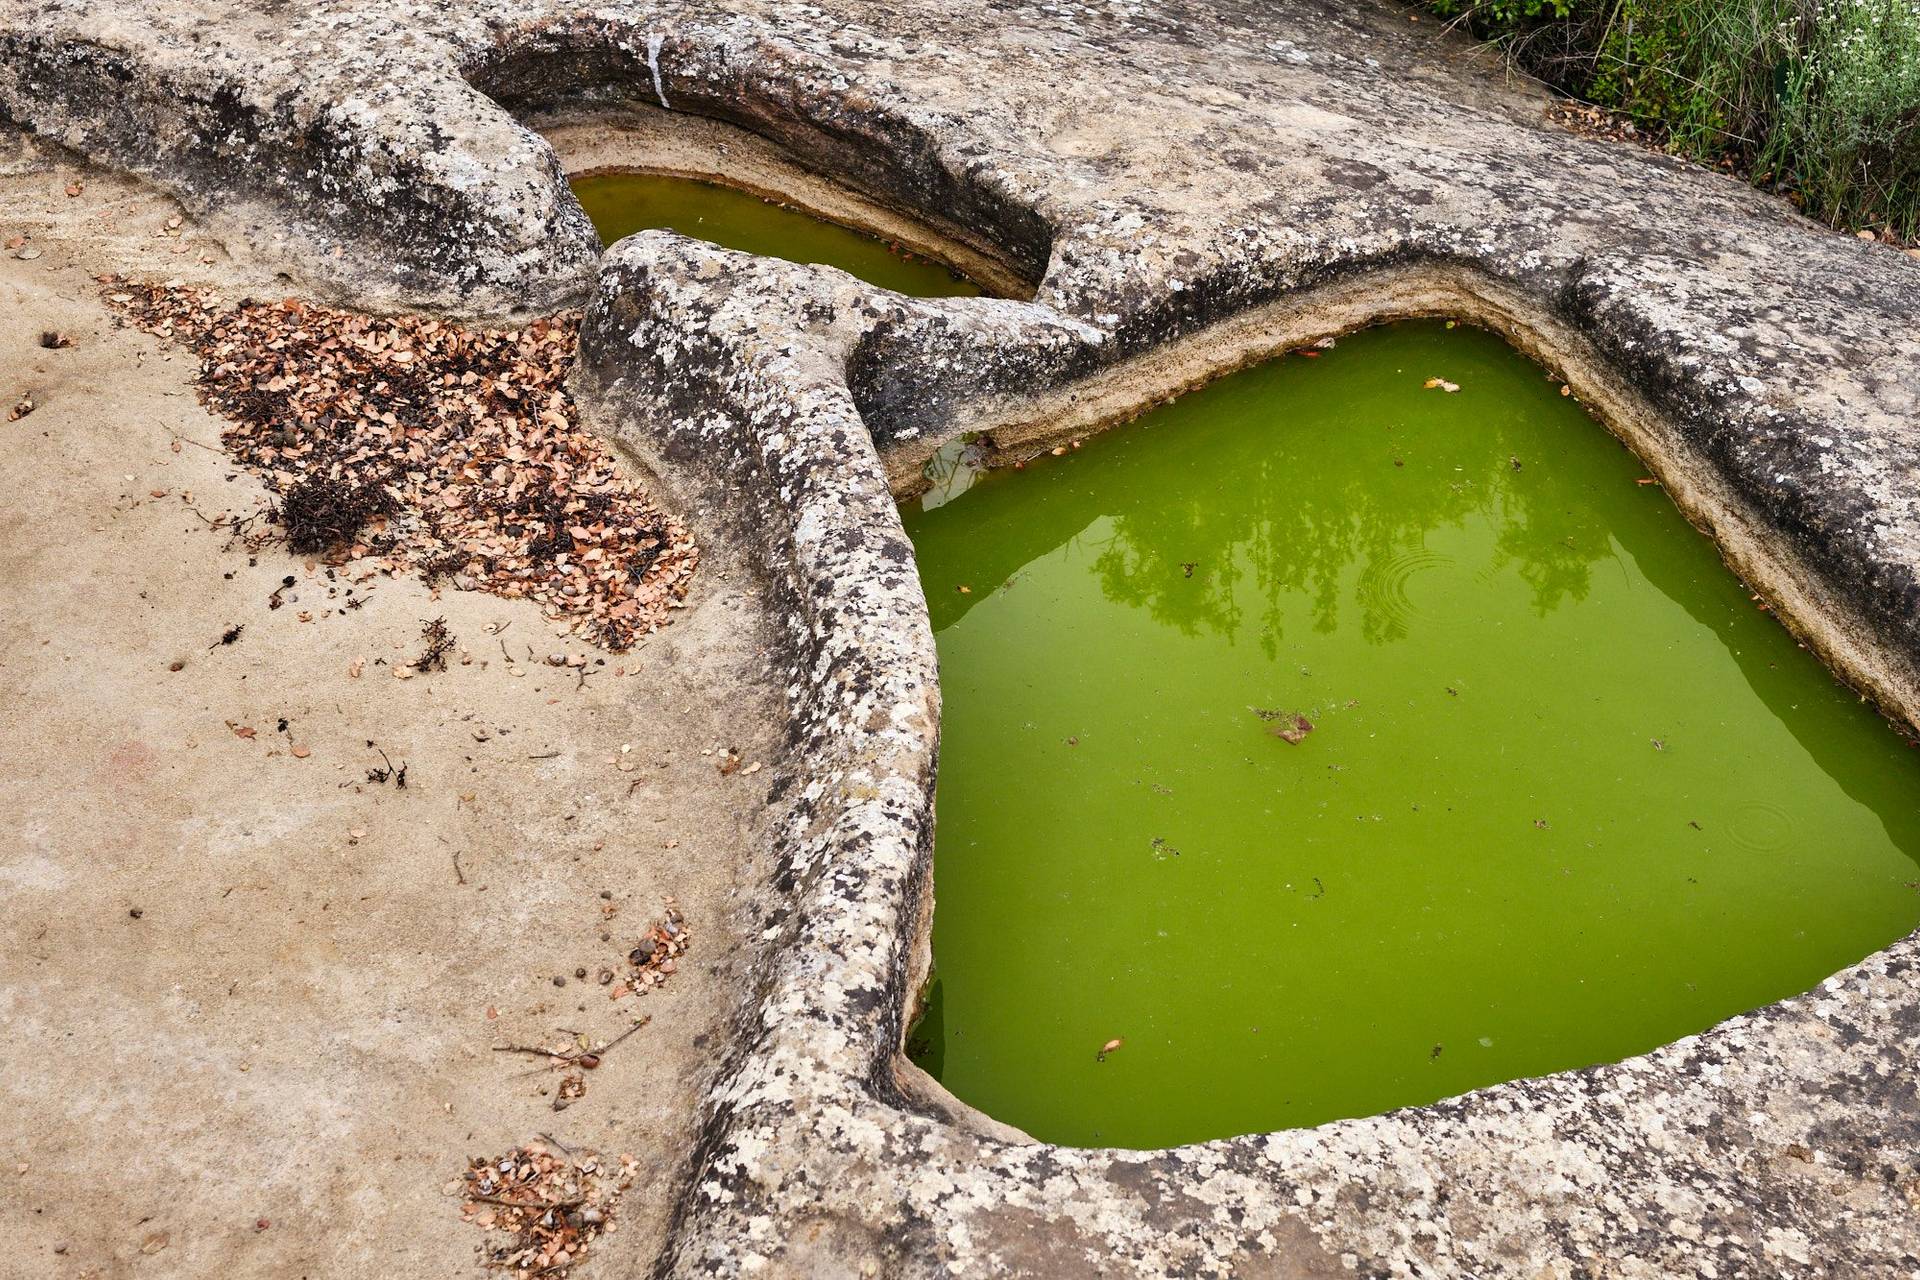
[{"left": 895, "top": 315, "right": 1920, "bottom": 1149}]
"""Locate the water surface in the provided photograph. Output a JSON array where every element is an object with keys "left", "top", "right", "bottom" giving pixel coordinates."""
[
  {"left": 571, "top": 171, "right": 980, "bottom": 297},
  {"left": 903, "top": 320, "right": 1920, "bottom": 1149}
]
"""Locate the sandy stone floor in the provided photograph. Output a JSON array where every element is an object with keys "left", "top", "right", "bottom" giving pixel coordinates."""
[{"left": 0, "top": 128, "right": 780, "bottom": 1278}]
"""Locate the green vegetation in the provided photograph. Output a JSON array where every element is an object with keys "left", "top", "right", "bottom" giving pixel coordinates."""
[{"left": 1428, "top": 0, "right": 1920, "bottom": 240}]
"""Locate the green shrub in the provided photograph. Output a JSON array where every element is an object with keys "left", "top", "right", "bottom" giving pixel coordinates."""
[{"left": 1427, "top": 0, "right": 1920, "bottom": 239}]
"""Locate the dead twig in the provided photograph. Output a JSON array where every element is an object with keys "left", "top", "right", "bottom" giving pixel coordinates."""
[
  {"left": 162, "top": 425, "right": 222, "bottom": 455},
  {"left": 588, "top": 1017, "right": 650, "bottom": 1061},
  {"left": 497, "top": 1016, "right": 651, "bottom": 1075},
  {"left": 411, "top": 616, "right": 453, "bottom": 673},
  {"left": 464, "top": 1195, "right": 584, "bottom": 1212},
  {"left": 367, "top": 746, "right": 408, "bottom": 787}
]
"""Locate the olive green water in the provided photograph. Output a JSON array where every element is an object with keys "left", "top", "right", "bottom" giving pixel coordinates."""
[
  {"left": 570, "top": 172, "right": 981, "bottom": 297},
  {"left": 902, "top": 320, "right": 1920, "bottom": 1149}
]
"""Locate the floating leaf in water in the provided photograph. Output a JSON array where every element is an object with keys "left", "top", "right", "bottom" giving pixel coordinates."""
[
  {"left": 1097, "top": 1037, "right": 1124, "bottom": 1061},
  {"left": 1270, "top": 714, "right": 1314, "bottom": 745},
  {"left": 1423, "top": 377, "right": 1460, "bottom": 393},
  {"left": 1249, "top": 707, "right": 1314, "bottom": 743}
]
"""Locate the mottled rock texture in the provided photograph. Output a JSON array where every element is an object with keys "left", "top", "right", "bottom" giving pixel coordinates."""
[{"left": 6, "top": 0, "right": 1920, "bottom": 1276}]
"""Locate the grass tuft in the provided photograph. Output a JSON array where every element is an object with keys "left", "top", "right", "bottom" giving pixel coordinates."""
[{"left": 1428, "top": 0, "right": 1920, "bottom": 240}]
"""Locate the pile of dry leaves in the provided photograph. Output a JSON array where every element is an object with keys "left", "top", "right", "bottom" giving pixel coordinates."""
[
  {"left": 614, "top": 900, "right": 690, "bottom": 1000},
  {"left": 458, "top": 1142, "right": 637, "bottom": 1276},
  {"left": 106, "top": 280, "right": 696, "bottom": 651},
  {"left": 1546, "top": 99, "right": 1660, "bottom": 153}
]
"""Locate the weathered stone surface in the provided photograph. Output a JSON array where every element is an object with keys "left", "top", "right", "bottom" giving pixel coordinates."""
[{"left": 7, "top": 0, "right": 1920, "bottom": 1275}]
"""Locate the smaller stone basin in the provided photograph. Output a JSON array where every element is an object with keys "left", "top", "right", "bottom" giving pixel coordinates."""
[{"left": 569, "top": 171, "right": 983, "bottom": 298}]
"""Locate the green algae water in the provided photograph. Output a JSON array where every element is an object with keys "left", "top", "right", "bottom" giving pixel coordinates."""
[
  {"left": 902, "top": 320, "right": 1920, "bottom": 1149},
  {"left": 570, "top": 172, "right": 981, "bottom": 297}
]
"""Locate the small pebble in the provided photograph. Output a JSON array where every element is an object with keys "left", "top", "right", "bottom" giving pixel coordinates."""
[
  {"left": 573, "top": 966, "right": 587, "bottom": 979},
  {"left": 552, "top": 975, "right": 566, "bottom": 988}
]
